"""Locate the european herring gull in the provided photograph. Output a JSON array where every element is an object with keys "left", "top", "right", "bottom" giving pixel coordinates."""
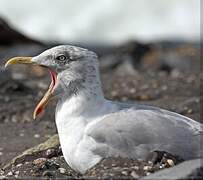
[{"left": 5, "top": 45, "right": 202, "bottom": 174}]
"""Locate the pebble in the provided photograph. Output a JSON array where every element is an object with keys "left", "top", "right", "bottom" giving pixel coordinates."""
[
  {"left": 0, "top": 170, "right": 4, "bottom": 175},
  {"left": 33, "top": 158, "right": 47, "bottom": 167},
  {"left": 143, "top": 165, "right": 152, "bottom": 171},
  {"left": 0, "top": 176, "right": 6, "bottom": 179},
  {"left": 14, "top": 171, "right": 19, "bottom": 175},
  {"left": 7, "top": 171, "right": 13, "bottom": 176},
  {"left": 19, "top": 133, "right": 24, "bottom": 137},
  {"left": 131, "top": 171, "right": 139, "bottom": 178},
  {"left": 121, "top": 96, "right": 128, "bottom": 101},
  {"left": 45, "top": 148, "right": 56, "bottom": 158},
  {"left": 111, "top": 163, "right": 116, "bottom": 167},
  {"left": 187, "top": 109, "right": 193, "bottom": 114},
  {"left": 42, "top": 170, "right": 54, "bottom": 177},
  {"left": 58, "top": 168, "right": 66, "bottom": 174},
  {"left": 16, "top": 163, "right": 23, "bottom": 168},
  {"left": 129, "top": 88, "right": 136, "bottom": 94},
  {"left": 121, "top": 171, "right": 128, "bottom": 176},
  {"left": 34, "top": 134, "right": 40, "bottom": 138},
  {"left": 111, "top": 91, "right": 118, "bottom": 97},
  {"left": 46, "top": 160, "right": 60, "bottom": 169},
  {"left": 146, "top": 172, "right": 151, "bottom": 176},
  {"left": 161, "top": 85, "right": 168, "bottom": 91},
  {"left": 166, "top": 159, "right": 175, "bottom": 167},
  {"left": 0, "top": 152, "right": 3, "bottom": 156}
]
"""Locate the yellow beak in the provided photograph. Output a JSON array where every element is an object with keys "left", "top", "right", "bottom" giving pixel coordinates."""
[
  {"left": 5, "top": 56, "right": 53, "bottom": 120},
  {"left": 5, "top": 57, "right": 33, "bottom": 68}
]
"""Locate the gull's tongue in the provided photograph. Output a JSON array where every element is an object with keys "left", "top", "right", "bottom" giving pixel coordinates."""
[
  {"left": 48, "top": 69, "right": 57, "bottom": 92},
  {"left": 33, "top": 68, "right": 57, "bottom": 119}
]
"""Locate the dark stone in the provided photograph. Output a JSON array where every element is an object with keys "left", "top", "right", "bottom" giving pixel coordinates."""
[
  {"left": 0, "top": 17, "right": 42, "bottom": 46},
  {"left": 141, "top": 159, "right": 203, "bottom": 180}
]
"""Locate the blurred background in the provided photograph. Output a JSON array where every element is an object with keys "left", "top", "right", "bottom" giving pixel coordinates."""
[
  {"left": 0, "top": 0, "right": 201, "bottom": 176},
  {"left": 0, "top": 0, "right": 200, "bottom": 44}
]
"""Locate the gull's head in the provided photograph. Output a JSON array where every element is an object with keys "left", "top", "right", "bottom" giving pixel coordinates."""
[{"left": 5, "top": 45, "right": 98, "bottom": 119}]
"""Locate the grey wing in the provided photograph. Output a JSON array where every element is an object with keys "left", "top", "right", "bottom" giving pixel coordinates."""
[{"left": 87, "top": 105, "right": 202, "bottom": 160}]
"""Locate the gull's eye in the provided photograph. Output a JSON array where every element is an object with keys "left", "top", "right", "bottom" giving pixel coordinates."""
[{"left": 56, "top": 55, "right": 67, "bottom": 61}]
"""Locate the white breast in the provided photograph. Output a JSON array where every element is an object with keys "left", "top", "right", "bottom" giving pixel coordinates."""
[{"left": 55, "top": 95, "right": 115, "bottom": 173}]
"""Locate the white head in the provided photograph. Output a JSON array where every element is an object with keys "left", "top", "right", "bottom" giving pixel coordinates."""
[{"left": 5, "top": 45, "right": 103, "bottom": 119}]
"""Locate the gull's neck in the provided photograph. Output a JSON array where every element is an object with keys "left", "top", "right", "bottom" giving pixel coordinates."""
[{"left": 56, "top": 59, "right": 107, "bottom": 118}]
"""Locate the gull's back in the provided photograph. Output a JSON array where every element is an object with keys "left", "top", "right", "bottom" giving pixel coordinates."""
[{"left": 87, "top": 102, "right": 202, "bottom": 160}]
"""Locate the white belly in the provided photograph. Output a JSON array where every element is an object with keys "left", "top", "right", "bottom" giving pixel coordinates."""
[{"left": 55, "top": 113, "right": 102, "bottom": 173}]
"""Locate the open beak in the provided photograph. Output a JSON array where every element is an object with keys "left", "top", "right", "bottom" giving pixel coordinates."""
[{"left": 5, "top": 57, "right": 57, "bottom": 120}]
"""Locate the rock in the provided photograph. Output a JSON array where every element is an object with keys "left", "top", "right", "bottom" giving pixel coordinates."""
[
  {"left": 0, "top": 176, "right": 6, "bottom": 179},
  {"left": 131, "top": 171, "right": 139, "bottom": 178},
  {"left": 33, "top": 158, "right": 47, "bottom": 167},
  {"left": 140, "top": 159, "right": 203, "bottom": 180},
  {"left": 143, "top": 166, "right": 153, "bottom": 171},
  {"left": 16, "top": 164, "right": 23, "bottom": 168},
  {"left": 45, "top": 148, "right": 57, "bottom": 158},
  {"left": 3, "top": 134, "right": 59, "bottom": 170},
  {"left": 58, "top": 168, "right": 66, "bottom": 174},
  {"left": 6, "top": 171, "right": 13, "bottom": 176},
  {"left": 42, "top": 170, "right": 54, "bottom": 177},
  {"left": 166, "top": 159, "right": 175, "bottom": 167}
]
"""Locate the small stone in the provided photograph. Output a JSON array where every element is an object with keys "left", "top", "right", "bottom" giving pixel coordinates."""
[
  {"left": 25, "top": 162, "right": 29, "bottom": 165},
  {"left": 19, "top": 133, "right": 24, "bottom": 137},
  {"left": 161, "top": 85, "right": 168, "bottom": 91},
  {"left": 7, "top": 171, "right": 13, "bottom": 176},
  {"left": 133, "top": 166, "right": 139, "bottom": 170},
  {"left": 111, "top": 91, "right": 118, "bottom": 97},
  {"left": 42, "top": 170, "right": 54, "bottom": 177},
  {"left": 14, "top": 174, "right": 18, "bottom": 178},
  {"left": 11, "top": 115, "right": 18, "bottom": 123},
  {"left": 0, "top": 148, "right": 3, "bottom": 151},
  {"left": 0, "top": 169, "right": 4, "bottom": 175},
  {"left": 129, "top": 88, "right": 136, "bottom": 94},
  {"left": 34, "top": 134, "right": 40, "bottom": 138},
  {"left": 166, "top": 159, "right": 175, "bottom": 167},
  {"left": 45, "top": 148, "right": 56, "bottom": 158},
  {"left": 121, "top": 96, "right": 128, "bottom": 101},
  {"left": 111, "top": 163, "right": 116, "bottom": 167},
  {"left": 33, "top": 158, "right": 47, "bottom": 167},
  {"left": 187, "top": 109, "right": 193, "bottom": 114},
  {"left": 143, "top": 165, "right": 152, "bottom": 171},
  {"left": 14, "top": 171, "right": 19, "bottom": 175},
  {"left": 0, "top": 152, "right": 3, "bottom": 156},
  {"left": 136, "top": 94, "right": 152, "bottom": 101},
  {"left": 146, "top": 172, "right": 151, "bottom": 176},
  {"left": 131, "top": 171, "right": 139, "bottom": 178},
  {"left": 58, "top": 168, "right": 66, "bottom": 174},
  {"left": 16, "top": 163, "right": 23, "bottom": 168},
  {"left": 45, "top": 160, "right": 60, "bottom": 169},
  {"left": 121, "top": 171, "right": 128, "bottom": 176}
]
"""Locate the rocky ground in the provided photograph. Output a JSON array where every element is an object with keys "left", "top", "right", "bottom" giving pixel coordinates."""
[{"left": 0, "top": 17, "right": 202, "bottom": 179}]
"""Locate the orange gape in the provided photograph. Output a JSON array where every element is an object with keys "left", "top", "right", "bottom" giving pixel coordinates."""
[{"left": 33, "top": 69, "right": 57, "bottom": 119}]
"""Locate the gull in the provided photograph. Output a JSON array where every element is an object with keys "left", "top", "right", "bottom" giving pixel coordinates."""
[{"left": 5, "top": 45, "right": 202, "bottom": 174}]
